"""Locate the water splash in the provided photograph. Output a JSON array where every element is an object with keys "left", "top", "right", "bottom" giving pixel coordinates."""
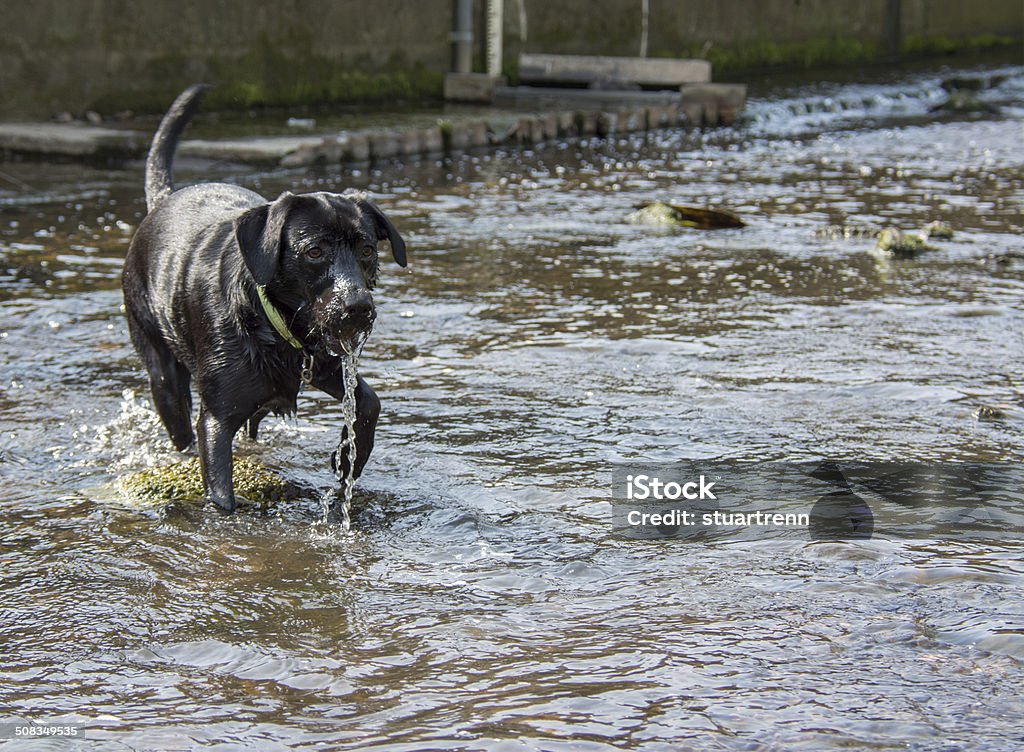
[
  {"left": 330, "top": 335, "right": 367, "bottom": 530},
  {"left": 86, "top": 388, "right": 181, "bottom": 471}
]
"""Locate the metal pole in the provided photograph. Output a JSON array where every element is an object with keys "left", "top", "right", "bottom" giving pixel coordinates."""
[
  {"left": 487, "top": 0, "right": 504, "bottom": 78},
  {"left": 640, "top": 0, "right": 649, "bottom": 58},
  {"left": 453, "top": 0, "right": 473, "bottom": 74}
]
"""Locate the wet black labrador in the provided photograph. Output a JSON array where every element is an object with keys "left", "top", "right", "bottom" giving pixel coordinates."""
[{"left": 122, "top": 85, "right": 406, "bottom": 512}]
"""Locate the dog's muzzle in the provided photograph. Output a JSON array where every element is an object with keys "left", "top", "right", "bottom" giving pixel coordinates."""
[{"left": 313, "top": 288, "right": 376, "bottom": 353}]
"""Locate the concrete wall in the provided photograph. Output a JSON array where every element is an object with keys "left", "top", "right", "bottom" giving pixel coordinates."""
[
  {"left": 0, "top": 0, "right": 453, "bottom": 118},
  {"left": 513, "top": 0, "right": 1022, "bottom": 71},
  {"left": 902, "top": 0, "right": 1023, "bottom": 39},
  {"left": 1, "top": 0, "right": 1021, "bottom": 118}
]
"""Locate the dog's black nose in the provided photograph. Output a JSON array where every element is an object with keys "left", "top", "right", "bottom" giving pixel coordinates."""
[{"left": 344, "top": 291, "right": 375, "bottom": 322}]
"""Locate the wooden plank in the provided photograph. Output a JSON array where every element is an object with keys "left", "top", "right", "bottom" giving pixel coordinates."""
[{"left": 519, "top": 53, "right": 710, "bottom": 87}]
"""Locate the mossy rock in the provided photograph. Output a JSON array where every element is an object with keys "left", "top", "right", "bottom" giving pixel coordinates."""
[
  {"left": 119, "top": 457, "right": 298, "bottom": 504},
  {"left": 625, "top": 201, "right": 744, "bottom": 229},
  {"left": 874, "top": 227, "right": 937, "bottom": 258},
  {"left": 920, "top": 220, "right": 954, "bottom": 240}
]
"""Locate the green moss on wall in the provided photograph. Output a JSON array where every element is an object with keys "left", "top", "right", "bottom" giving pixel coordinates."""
[
  {"left": 901, "top": 33, "right": 1018, "bottom": 56},
  {"left": 700, "top": 37, "right": 881, "bottom": 76},
  {"left": 210, "top": 66, "right": 444, "bottom": 109},
  {"left": 204, "top": 38, "right": 444, "bottom": 108},
  {"left": 659, "top": 32, "right": 1020, "bottom": 78},
  {"left": 90, "top": 46, "right": 444, "bottom": 115}
]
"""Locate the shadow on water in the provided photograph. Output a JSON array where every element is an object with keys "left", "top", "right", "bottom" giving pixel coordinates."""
[{"left": 1, "top": 61, "right": 1023, "bottom": 750}]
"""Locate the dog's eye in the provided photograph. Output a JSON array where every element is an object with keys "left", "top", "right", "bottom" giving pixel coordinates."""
[
  {"left": 361, "top": 246, "right": 376, "bottom": 260},
  {"left": 306, "top": 246, "right": 324, "bottom": 260}
]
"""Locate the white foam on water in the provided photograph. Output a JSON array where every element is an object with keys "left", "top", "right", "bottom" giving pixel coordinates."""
[{"left": 743, "top": 65, "right": 1024, "bottom": 137}]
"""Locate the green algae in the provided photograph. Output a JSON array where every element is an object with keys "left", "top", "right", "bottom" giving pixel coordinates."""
[
  {"left": 119, "top": 457, "right": 298, "bottom": 504},
  {"left": 665, "top": 33, "right": 1019, "bottom": 78}
]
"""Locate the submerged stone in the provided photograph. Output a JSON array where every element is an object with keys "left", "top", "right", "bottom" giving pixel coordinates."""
[
  {"left": 941, "top": 74, "right": 1007, "bottom": 93},
  {"left": 119, "top": 457, "right": 298, "bottom": 504},
  {"left": 929, "top": 91, "right": 1000, "bottom": 115},
  {"left": 814, "top": 224, "right": 882, "bottom": 240}
]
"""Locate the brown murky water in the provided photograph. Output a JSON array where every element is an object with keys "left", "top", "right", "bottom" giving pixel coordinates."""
[{"left": 1, "top": 61, "right": 1023, "bottom": 750}]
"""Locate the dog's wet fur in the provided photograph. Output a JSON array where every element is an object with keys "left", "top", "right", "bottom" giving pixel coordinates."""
[{"left": 122, "top": 84, "right": 406, "bottom": 512}]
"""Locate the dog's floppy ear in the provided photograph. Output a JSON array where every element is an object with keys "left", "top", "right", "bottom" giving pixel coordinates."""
[
  {"left": 347, "top": 194, "right": 407, "bottom": 267},
  {"left": 234, "top": 192, "right": 297, "bottom": 284}
]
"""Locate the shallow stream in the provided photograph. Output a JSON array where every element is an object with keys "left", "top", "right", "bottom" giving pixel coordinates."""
[{"left": 1, "top": 59, "right": 1023, "bottom": 750}]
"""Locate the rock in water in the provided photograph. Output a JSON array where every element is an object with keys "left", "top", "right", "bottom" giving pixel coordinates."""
[
  {"left": 929, "top": 91, "right": 1000, "bottom": 115},
  {"left": 976, "top": 404, "right": 1010, "bottom": 422},
  {"left": 626, "top": 201, "right": 745, "bottom": 229},
  {"left": 941, "top": 74, "right": 1007, "bottom": 93},
  {"left": 813, "top": 224, "right": 882, "bottom": 240},
  {"left": 921, "top": 220, "right": 954, "bottom": 240},
  {"left": 874, "top": 227, "right": 936, "bottom": 258},
  {"left": 119, "top": 457, "right": 298, "bottom": 504}
]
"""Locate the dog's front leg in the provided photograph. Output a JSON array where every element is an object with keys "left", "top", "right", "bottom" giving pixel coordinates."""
[
  {"left": 197, "top": 405, "right": 247, "bottom": 512},
  {"left": 349, "top": 376, "right": 381, "bottom": 480}
]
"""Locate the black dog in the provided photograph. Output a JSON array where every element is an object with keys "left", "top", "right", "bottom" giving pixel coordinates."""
[{"left": 122, "top": 84, "right": 406, "bottom": 512}]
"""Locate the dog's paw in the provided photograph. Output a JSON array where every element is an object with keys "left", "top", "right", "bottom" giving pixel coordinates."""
[{"left": 206, "top": 493, "right": 237, "bottom": 514}]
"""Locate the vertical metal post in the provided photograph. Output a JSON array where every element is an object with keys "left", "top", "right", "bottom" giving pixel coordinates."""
[
  {"left": 640, "top": 0, "right": 649, "bottom": 58},
  {"left": 487, "top": 0, "right": 504, "bottom": 78}
]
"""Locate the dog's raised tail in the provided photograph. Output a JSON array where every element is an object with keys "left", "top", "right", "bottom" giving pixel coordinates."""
[{"left": 144, "top": 84, "right": 211, "bottom": 212}]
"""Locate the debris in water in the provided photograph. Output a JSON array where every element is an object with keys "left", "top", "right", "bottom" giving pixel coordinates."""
[{"left": 625, "top": 201, "right": 745, "bottom": 229}]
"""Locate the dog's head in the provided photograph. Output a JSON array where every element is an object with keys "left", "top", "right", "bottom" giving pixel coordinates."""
[{"left": 234, "top": 190, "right": 406, "bottom": 354}]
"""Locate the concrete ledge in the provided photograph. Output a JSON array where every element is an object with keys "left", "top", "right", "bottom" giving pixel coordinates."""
[
  {"left": 0, "top": 123, "right": 146, "bottom": 157},
  {"left": 442, "top": 120, "right": 490, "bottom": 152},
  {"left": 495, "top": 85, "right": 681, "bottom": 109},
  {"left": 519, "top": 53, "right": 711, "bottom": 87},
  {"left": 0, "top": 93, "right": 745, "bottom": 167},
  {"left": 178, "top": 136, "right": 327, "bottom": 162},
  {"left": 680, "top": 83, "right": 747, "bottom": 126}
]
